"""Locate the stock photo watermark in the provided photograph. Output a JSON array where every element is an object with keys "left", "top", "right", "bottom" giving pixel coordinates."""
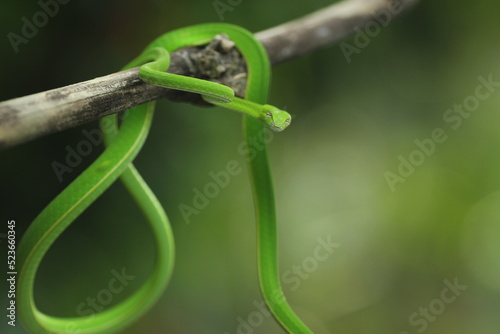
[
  {"left": 223, "top": 235, "right": 340, "bottom": 334},
  {"left": 6, "top": 220, "right": 17, "bottom": 327},
  {"left": 178, "top": 127, "right": 275, "bottom": 224},
  {"left": 51, "top": 109, "right": 128, "bottom": 182},
  {"left": 213, "top": 0, "right": 244, "bottom": 21},
  {"left": 281, "top": 235, "right": 340, "bottom": 291},
  {"left": 340, "top": 0, "right": 404, "bottom": 63},
  {"left": 7, "top": 0, "right": 71, "bottom": 54},
  {"left": 63, "top": 267, "right": 135, "bottom": 334},
  {"left": 399, "top": 277, "right": 467, "bottom": 334},
  {"left": 385, "top": 74, "right": 500, "bottom": 192}
]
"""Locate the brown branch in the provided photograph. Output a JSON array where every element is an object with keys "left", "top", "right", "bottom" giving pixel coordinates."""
[{"left": 0, "top": 0, "right": 418, "bottom": 149}]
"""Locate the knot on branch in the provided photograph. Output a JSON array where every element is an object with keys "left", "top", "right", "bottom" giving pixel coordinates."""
[{"left": 167, "top": 34, "right": 247, "bottom": 105}]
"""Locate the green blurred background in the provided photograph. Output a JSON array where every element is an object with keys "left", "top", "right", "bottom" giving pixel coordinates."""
[{"left": 1, "top": 0, "right": 500, "bottom": 333}]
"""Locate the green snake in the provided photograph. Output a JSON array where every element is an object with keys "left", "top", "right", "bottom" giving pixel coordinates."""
[{"left": 18, "top": 23, "right": 312, "bottom": 334}]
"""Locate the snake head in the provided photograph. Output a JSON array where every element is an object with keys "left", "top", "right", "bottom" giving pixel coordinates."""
[{"left": 263, "top": 105, "right": 291, "bottom": 132}]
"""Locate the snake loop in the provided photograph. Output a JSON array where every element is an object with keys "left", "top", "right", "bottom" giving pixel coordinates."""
[{"left": 18, "top": 23, "right": 309, "bottom": 334}]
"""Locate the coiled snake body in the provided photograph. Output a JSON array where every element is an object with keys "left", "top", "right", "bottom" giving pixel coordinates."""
[{"left": 18, "top": 23, "right": 312, "bottom": 334}]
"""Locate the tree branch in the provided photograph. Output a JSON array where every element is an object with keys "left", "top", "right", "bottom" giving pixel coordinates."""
[{"left": 0, "top": 0, "right": 418, "bottom": 149}]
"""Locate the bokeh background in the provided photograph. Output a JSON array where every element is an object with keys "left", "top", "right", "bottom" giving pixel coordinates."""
[{"left": 1, "top": 0, "right": 500, "bottom": 333}]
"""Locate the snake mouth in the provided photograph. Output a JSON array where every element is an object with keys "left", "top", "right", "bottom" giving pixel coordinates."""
[{"left": 275, "top": 117, "right": 292, "bottom": 132}]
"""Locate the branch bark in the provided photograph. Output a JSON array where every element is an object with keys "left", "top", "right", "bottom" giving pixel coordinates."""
[{"left": 0, "top": 0, "right": 418, "bottom": 149}]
